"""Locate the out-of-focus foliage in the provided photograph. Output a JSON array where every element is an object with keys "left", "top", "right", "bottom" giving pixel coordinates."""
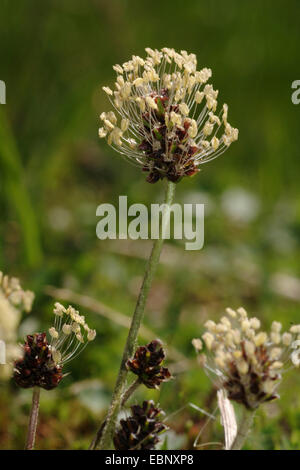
[{"left": 0, "top": 0, "right": 300, "bottom": 450}]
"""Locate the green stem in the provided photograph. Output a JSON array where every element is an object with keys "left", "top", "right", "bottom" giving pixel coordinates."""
[
  {"left": 25, "top": 386, "right": 40, "bottom": 450},
  {"left": 92, "top": 180, "right": 176, "bottom": 450},
  {"left": 121, "top": 378, "right": 141, "bottom": 407},
  {"left": 88, "top": 379, "right": 141, "bottom": 450},
  {"left": 230, "top": 407, "right": 255, "bottom": 450}
]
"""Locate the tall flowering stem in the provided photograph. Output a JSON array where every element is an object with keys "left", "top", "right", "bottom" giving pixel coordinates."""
[
  {"left": 25, "top": 386, "right": 40, "bottom": 450},
  {"left": 94, "top": 180, "right": 176, "bottom": 450},
  {"left": 95, "top": 47, "right": 238, "bottom": 450},
  {"left": 230, "top": 408, "right": 255, "bottom": 450},
  {"left": 120, "top": 378, "right": 141, "bottom": 407}
]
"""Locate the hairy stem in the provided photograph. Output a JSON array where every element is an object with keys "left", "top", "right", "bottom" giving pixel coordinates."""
[
  {"left": 230, "top": 407, "right": 255, "bottom": 450},
  {"left": 121, "top": 378, "right": 141, "bottom": 407},
  {"left": 25, "top": 386, "right": 40, "bottom": 450},
  {"left": 88, "top": 379, "right": 141, "bottom": 450},
  {"left": 91, "top": 180, "right": 176, "bottom": 450}
]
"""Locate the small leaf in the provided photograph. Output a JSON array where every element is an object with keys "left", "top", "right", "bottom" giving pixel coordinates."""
[
  {"left": 156, "top": 97, "right": 165, "bottom": 116},
  {"left": 153, "top": 128, "right": 163, "bottom": 141}
]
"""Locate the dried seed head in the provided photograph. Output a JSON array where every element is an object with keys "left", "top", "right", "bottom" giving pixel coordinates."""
[
  {"left": 193, "top": 308, "right": 300, "bottom": 410},
  {"left": 14, "top": 333, "right": 63, "bottom": 390},
  {"left": 126, "top": 340, "right": 172, "bottom": 389},
  {"left": 126, "top": 339, "right": 172, "bottom": 388},
  {"left": 113, "top": 400, "right": 167, "bottom": 450},
  {"left": 99, "top": 48, "right": 238, "bottom": 184}
]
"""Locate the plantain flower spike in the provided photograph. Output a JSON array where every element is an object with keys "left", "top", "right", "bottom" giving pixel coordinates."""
[
  {"left": 99, "top": 47, "right": 238, "bottom": 183},
  {"left": 14, "top": 302, "right": 96, "bottom": 390},
  {"left": 193, "top": 307, "right": 300, "bottom": 410},
  {"left": 113, "top": 400, "right": 167, "bottom": 450}
]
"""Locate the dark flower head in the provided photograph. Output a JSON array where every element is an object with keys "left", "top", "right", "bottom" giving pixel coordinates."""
[
  {"left": 14, "top": 333, "right": 63, "bottom": 390},
  {"left": 113, "top": 400, "right": 167, "bottom": 450},
  {"left": 126, "top": 339, "right": 172, "bottom": 389},
  {"left": 13, "top": 303, "right": 96, "bottom": 391}
]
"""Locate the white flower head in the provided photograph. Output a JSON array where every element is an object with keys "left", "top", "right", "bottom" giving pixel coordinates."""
[
  {"left": 195, "top": 307, "right": 300, "bottom": 410},
  {"left": 99, "top": 48, "right": 238, "bottom": 184},
  {"left": 48, "top": 302, "right": 96, "bottom": 366}
]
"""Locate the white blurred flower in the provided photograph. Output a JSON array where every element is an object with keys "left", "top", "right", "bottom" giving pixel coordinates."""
[
  {"left": 221, "top": 187, "right": 260, "bottom": 224},
  {"left": 0, "top": 272, "right": 34, "bottom": 379},
  {"left": 48, "top": 207, "right": 72, "bottom": 232},
  {"left": 269, "top": 273, "right": 300, "bottom": 302}
]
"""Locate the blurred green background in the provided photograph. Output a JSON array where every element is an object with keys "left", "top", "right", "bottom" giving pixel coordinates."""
[{"left": 1, "top": 0, "right": 300, "bottom": 450}]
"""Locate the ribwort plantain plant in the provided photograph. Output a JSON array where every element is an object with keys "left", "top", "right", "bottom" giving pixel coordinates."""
[
  {"left": 6, "top": 47, "right": 240, "bottom": 451},
  {"left": 92, "top": 46, "right": 238, "bottom": 450}
]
